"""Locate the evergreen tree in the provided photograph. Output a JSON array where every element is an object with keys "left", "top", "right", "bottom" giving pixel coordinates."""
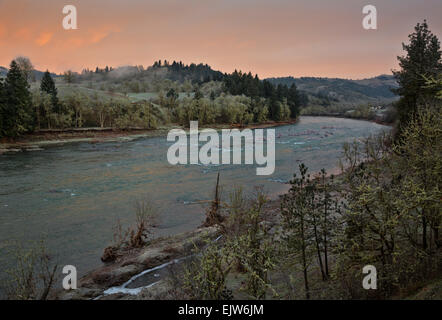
[
  {"left": 287, "top": 84, "right": 300, "bottom": 118},
  {"left": 3, "top": 60, "right": 35, "bottom": 137},
  {"left": 280, "top": 164, "right": 313, "bottom": 299},
  {"left": 40, "top": 71, "right": 60, "bottom": 113},
  {"left": 0, "top": 78, "right": 5, "bottom": 137},
  {"left": 393, "top": 20, "right": 442, "bottom": 131}
]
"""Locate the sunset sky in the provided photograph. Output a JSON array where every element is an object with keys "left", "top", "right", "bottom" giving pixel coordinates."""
[{"left": 0, "top": 0, "right": 441, "bottom": 79}]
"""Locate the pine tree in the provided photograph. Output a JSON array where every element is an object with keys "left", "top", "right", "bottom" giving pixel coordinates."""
[
  {"left": 280, "top": 164, "right": 313, "bottom": 299},
  {"left": 288, "top": 84, "right": 300, "bottom": 118},
  {"left": 393, "top": 20, "right": 442, "bottom": 131},
  {"left": 40, "top": 70, "right": 60, "bottom": 113},
  {"left": 0, "top": 78, "right": 5, "bottom": 137},
  {"left": 3, "top": 60, "right": 35, "bottom": 137}
]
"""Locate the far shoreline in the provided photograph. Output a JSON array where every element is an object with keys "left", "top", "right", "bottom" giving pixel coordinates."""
[
  {"left": 0, "top": 116, "right": 391, "bottom": 155},
  {"left": 0, "top": 118, "right": 300, "bottom": 154}
]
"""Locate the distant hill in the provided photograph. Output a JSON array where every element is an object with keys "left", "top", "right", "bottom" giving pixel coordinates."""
[
  {"left": 1, "top": 62, "right": 399, "bottom": 108},
  {"left": 266, "top": 75, "right": 399, "bottom": 106},
  {"left": 0, "top": 66, "right": 7, "bottom": 78},
  {"left": 0, "top": 66, "right": 58, "bottom": 80},
  {"left": 75, "top": 61, "right": 225, "bottom": 84}
]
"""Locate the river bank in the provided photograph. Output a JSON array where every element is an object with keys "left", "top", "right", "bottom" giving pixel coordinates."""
[
  {"left": 55, "top": 196, "right": 283, "bottom": 300},
  {"left": 56, "top": 225, "right": 222, "bottom": 300},
  {"left": 0, "top": 119, "right": 300, "bottom": 154},
  {"left": 54, "top": 173, "right": 329, "bottom": 301}
]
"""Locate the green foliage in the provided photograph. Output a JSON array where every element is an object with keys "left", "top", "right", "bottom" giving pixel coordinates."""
[
  {"left": 393, "top": 107, "right": 442, "bottom": 251},
  {"left": 223, "top": 70, "right": 301, "bottom": 121},
  {"left": 280, "top": 164, "right": 341, "bottom": 298},
  {"left": 175, "top": 95, "right": 260, "bottom": 127},
  {"left": 1, "top": 60, "right": 35, "bottom": 137},
  {"left": 335, "top": 108, "right": 441, "bottom": 298},
  {"left": 228, "top": 188, "right": 276, "bottom": 299},
  {"left": 182, "top": 242, "right": 234, "bottom": 300},
  {"left": 182, "top": 187, "right": 277, "bottom": 300},
  {"left": 424, "top": 74, "right": 442, "bottom": 100},
  {"left": 393, "top": 20, "right": 442, "bottom": 133},
  {"left": 112, "top": 101, "right": 159, "bottom": 130},
  {"left": 280, "top": 164, "right": 314, "bottom": 299},
  {"left": 40, "top": 70, "right": 60, "bottom": 113},
  {"left": 0, "top": 78, "right": 5, "bottom": 137}
]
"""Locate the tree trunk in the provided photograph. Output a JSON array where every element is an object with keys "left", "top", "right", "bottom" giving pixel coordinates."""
[
  {"left": 313, "top": 216, "right": 326, "bottom": 281},
  {"left": 323, "top": 199, "right": 329, "bottom": 277},
  {"left": 300, "top": 215, "right": 310, "bottom": 299}
]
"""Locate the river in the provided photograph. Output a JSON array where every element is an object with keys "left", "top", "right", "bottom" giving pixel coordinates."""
[{"left": 0, "top": 116, "right": 389, "bottom": 290}]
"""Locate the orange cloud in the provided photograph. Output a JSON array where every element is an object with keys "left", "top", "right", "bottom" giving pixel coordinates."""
[
  {"left": 35, "top": 32, "right": 53, "bottom": 46},
  {"left": 90, "top": 26, "right": 121, "bottom": 44},
  {"left": 60, "top": 26, "right": 120, "bottom": 49},
  {"left": 65, "top": 37, "right": 86, "bottom": 48},
  {"left": 0, "top": 0, "right": 441, "bottom": 79}
]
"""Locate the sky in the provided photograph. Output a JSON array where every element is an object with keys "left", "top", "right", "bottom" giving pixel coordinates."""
[{"left": 0, "top": 0, "right": 441, "bottom": 79}]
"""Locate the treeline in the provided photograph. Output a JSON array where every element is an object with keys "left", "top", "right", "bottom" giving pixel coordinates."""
[
  {"left": 65, "top": 61, "right": 306, "bottom": 122},
  {"left": 34, "top": 88, "right": 164, "bottom": 131},
  {"left": 75, "top": 61, "right": 306, "bottom": 123},
  {"left": 223, "top": 70, "right": 307, "bottom": 121},
  {"left": 153, "top": 60, "right": 225, "bottom": 83},
  {"left": 0, "top": 61, "right": 164, "bottom": 137},
  {"left": 0, "top": 59, "right": 305, "bottom": 138},
  {"left": 75, "top": 60, "right": 225, "bottom": 85},
  {"left": 166, "top": 93, "right": 273, "bottom": 126}
]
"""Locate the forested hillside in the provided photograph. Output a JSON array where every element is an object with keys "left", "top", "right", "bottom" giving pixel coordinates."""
[{"left": 0, "top": 60, "right": 304, "bottom": 138}]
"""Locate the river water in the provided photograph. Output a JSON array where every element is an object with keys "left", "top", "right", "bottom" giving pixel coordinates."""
[{"left": 0, "top": 116, "right": 389, "bottom": 289}]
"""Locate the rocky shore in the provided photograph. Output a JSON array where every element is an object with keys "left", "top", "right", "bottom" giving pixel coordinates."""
[{"left": 56, "top": 226, "right": 221, "bottom": 300}]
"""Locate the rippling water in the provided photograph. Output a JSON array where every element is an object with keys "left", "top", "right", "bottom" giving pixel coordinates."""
[{"left": 0, "top": 117, "right": 389, "bottom": 288}]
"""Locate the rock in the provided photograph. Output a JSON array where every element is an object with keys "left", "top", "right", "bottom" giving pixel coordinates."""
[
  {"left": 55, "top": 226, "right": 221, "bottom": 300},
  {"left": 57, "top": 287, "right": 102, "bottom": 300},
  {"left": 109, "top": 264, "right": 140, "bottom": 285}
]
